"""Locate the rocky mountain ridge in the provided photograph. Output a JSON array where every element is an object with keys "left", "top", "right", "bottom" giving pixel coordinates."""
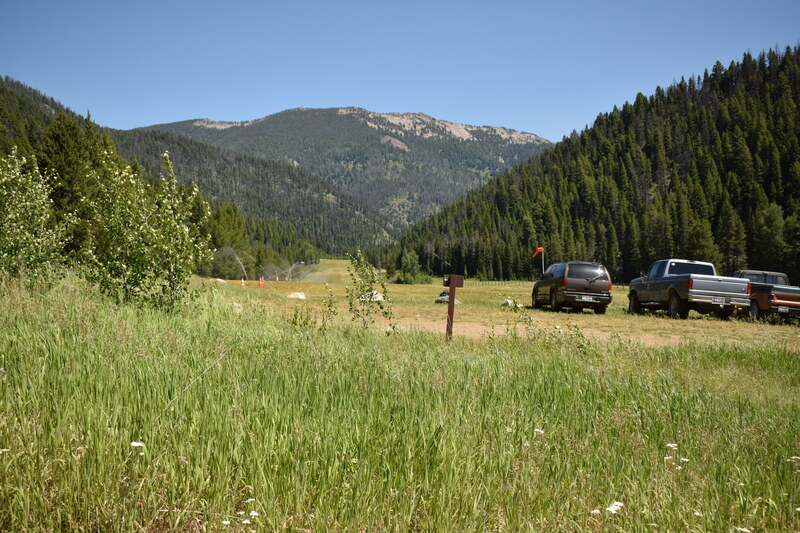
[{"left": 145, "top": 107, "right": 551, "bottom": 227}]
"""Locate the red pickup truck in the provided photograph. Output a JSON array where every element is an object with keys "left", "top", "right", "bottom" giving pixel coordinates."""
[{"left": 732, "top": 270, "right": 800, "bottom": 320}]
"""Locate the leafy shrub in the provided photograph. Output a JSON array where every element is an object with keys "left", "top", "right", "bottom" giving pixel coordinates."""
[
  {"left": 345, "top": 248, "right": 394, "bottom": 330},
  {"left": 398, "top": 250, "right": 430, "bottom": 284},
  {"left": 0, "top": 149, "right": 67, "bottom": 278},
  {"left": 81, "top": 152, "right": 212, "bottom": 309}
]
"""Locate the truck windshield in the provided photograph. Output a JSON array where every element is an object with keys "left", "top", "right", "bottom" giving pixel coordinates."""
[
  {"left": 667, "top": 262, "right": 714, "bottom": 276},
  {"left": 567, "top": 264, "right": 608, "bottom": 280}
]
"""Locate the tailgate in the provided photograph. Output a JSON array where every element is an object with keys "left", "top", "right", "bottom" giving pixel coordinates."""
[
  {"left": 770, "top": 284, "right": 800, "bottom": 307},
  {"left": 688, "top": 275, "right": 749, "bottom": 305}
]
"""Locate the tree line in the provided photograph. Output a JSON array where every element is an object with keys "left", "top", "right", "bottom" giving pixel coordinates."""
[
  {"left": 0, "top": 78, "right": 320, "bottom": 301},
  {"left": 398, "top": 46, "right": 800, "bottom": 283},
  {"left": 0, "top": 77, "right": 330, "bottom": 285}
]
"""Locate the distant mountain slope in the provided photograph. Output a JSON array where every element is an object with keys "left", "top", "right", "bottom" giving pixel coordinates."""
[
  {"left": 0, "top": 77, "right": 394, "bottom": 255},
  {"left": 110, "top": 128, "right": 397, "bottom": 252},
  {"left": 143, "top": 107, "right": 550, "bottom": 227},
  {"left": 0, "top": 76, "right": 59, "bottom": 157},
  {"left": 400, "top": 46, "right": 800, "bottom": 282}
]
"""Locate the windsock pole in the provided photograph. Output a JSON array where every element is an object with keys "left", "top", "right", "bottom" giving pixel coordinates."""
[{"left": 532, "top": 247, "right": 545, "bottom": 276}]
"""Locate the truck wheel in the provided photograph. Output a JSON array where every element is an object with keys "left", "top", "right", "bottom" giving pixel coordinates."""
[
  {"left": 668, "top": 293, "right": 688, "bottom": 319},
  {"left": 594, "top": 305, "right": 607, "bottom": 315},
  {"left": 532, "top": 289, "right": 543, "bottom": 309},
  {"left": 627, "top": 293, "right": 642, "bottom": 315},
  {"left": 749, "top": 299, "right": 762, "bottom": 321},
  {"left": 550, "top": 290, "right": 562, "bottom": 312}
]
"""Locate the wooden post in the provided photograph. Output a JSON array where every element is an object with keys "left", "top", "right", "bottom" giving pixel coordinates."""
[{"left": 443, "top": 274, "right": 464, "bottom": 341}]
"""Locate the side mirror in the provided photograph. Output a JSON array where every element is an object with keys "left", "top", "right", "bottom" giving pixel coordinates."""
[{"left": 639, "top": 270, "right": 646, "bottom": 278}]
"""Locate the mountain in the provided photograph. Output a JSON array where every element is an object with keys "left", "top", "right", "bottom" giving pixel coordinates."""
[
  {"left": 109, "top": 128, "right": 398, "bottom": 252},
  {"left": 142, "top": 107, "right": 551, "bottom": 227},
  {"left": 399, "top": 46, "right": 800, "bottom": 283},
  {"left": 0, "top": 76, "right": 396, "bottom": 257}
]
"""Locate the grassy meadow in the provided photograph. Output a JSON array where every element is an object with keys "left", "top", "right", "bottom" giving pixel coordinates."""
[{"left": 1, "top": 265, "right": 799, "bottom": 531}]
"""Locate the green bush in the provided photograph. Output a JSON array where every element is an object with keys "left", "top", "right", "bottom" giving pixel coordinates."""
[
  {"left": 81, "top": 152, "right": 212, "bottom": 309},
  {"left": 0, "top": 149, "right": 66, "bottom": 278},
  {"left": 345, "top": 248, "right": 394, "bottom": 329},
  {"left": 398, "top": 250, "right": 430, "bottom": 284}
]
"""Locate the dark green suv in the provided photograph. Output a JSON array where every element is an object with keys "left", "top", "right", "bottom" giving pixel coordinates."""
[{"left": 532, "top": 261, "right": 612, "bottom": 314}]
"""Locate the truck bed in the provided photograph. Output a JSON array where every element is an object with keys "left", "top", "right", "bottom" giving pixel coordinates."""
[
  {"left": 750, "top": 282, "right": 800, "bottom": 317},
  {"left": 686, "top": 274, "right": 750, "bottom": 308}
]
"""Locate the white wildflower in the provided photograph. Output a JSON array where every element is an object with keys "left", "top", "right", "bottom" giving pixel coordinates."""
[
  {"left": 237, "top": 511, "right": 245, "bottom": 515},
  {"left": 222, "top": 520, "right": 230, "bottom": 525},
  {"left": 249, "top": 511, "right": 259, "bottom": 517},
  {"left": 130, "top": 441, "right": 144, "bottom": 447},
  {"left": 606, "top": 501, "right": 624, "bottom": 514},
  {"left": 534, "top": 428, "right": 545, "bottom": 435},
  {"left": 675, "top": 466, "right": 683, "bottom": 470},
  {"left": 680, "top": 457, "right": 689, "bottom": 462},
  {"left": 694, "top": 511, "right": 702, "bottom": 517},
  {"left": 666, "top": 443, "right": 678, "bottom": 450},
  {"left": 242, "top": 519, "right": 251, "bottom": 524},
  {"left": 590, "top": 509, "right": 601, "bottom": 515},
  {"left": 506, "top": 427, "right": 514, "bottom": 434},
  {"left": 139, "top": 452, "right": 144, "bottom": 456},
  {"left": 735, "top": 528, "right": 751, "bottom": 533},
  {"left": 664, "top": 456, "right": 673, "bottom": 461},
  {"left": 246, "top": 498, "right": 255, "bottom": 502},
  {"left": 0, "top": 449, "right": 10, "bottom": 454}
]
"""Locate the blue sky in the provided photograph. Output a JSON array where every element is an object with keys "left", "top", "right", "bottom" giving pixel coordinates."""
[{"left": 2, "top": 0, "right": 799, "bottom": 142}]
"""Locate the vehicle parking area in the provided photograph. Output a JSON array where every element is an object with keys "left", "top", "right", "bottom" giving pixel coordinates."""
[{"left": 234, "top": 271, "right": 800, "bottom": 351}]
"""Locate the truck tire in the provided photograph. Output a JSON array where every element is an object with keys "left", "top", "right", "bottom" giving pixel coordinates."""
[
  {"left": 749, "top": 299, "right": 762, "bottom": 321},
  {"left": 668, "top": 293, "right": 688, "bottom": 319},
  {"left": 550, "top": 290, "right": 562, "bottom": 312},
  {"left": 627, "top": 292, "right": 642, "bottom": 315},
  {"left": 532, "top": 289, "right": 543, "bottom": 309},
  {"left": 594, "top": 305, "right": 607, "bottom": 315}
]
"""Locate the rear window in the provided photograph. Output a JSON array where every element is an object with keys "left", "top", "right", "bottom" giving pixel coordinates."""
[
  {"left": 741, "top": 272, "right": 765, "bottom": 283},
  {"left": 737, "top": 272, "right": 789, "bottom": 284},
  {"left": 667, "top": 262, "right": 714, "bottom": 276},
  {"left": 566, "top": 264, "right": 608, "bottom": 280}
]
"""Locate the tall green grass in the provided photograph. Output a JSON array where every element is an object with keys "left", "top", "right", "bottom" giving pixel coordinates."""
[{"left": 1, "top": 276, "right": 798, "bottom": 531}]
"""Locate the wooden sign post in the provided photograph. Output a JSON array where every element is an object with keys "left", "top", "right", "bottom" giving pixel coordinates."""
[{"left": 443, "top": 274, "right": 464, "bottom": 341}]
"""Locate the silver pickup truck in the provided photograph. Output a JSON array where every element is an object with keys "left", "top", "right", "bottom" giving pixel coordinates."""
[{"left": 628, "top": 259, "right": 749, "bottom": 319}]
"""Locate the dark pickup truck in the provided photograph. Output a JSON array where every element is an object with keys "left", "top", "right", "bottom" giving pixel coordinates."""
[
  {"left": 732, "top": 270, "right": 800, "bottom": 320},
  {"left": 628, "top": 259, "right": 749, "bottom": 319}
]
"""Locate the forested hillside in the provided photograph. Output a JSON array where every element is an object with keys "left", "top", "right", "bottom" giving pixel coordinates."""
[
  {"left": 144, "top": 108, "right": 550, "bottom": 227},
  {"left": 1, "top": 77, "right": 399, "bottom": 278},
  {"left": 110, "top": 128, "right": 397, "bottom": 252},
  {"left": 400, "top": 46, "right": 800, "bottom": 283}
]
